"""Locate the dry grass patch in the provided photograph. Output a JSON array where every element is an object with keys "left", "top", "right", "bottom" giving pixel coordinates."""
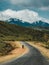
[{"left": 0, "top": 41, "right": 28, "bottom": 63}]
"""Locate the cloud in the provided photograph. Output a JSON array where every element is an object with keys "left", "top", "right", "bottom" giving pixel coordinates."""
[
  {"left": 10, "top": 0, "right": 29, "bottom": 5},
  {"left": 8, "top": 0, "right": 49, "bottom": 12},
  {"left": 0, "top": 0, "right": 49, "bottom": 11},
  {"left": 39, "top": 7, "right": 49, "bottom": 11},
  {"left": 10, "top": 0, "right": 42, "bottom": 7},
  {"left": 0, "top": 9, "right": 49, "bottom": 23},
  {"left": 10, "top": 0, "right": 49, "bottom": 8}
]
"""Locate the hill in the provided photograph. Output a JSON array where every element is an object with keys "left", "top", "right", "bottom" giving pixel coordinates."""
[
  {"left": 0, "top": 21, "right": 49, "bottom": 42},
  {"left": 0, "top": 21, "right": 49, "bottom": 49}
]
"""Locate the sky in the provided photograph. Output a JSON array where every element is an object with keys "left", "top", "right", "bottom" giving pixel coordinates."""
[{"left": 0, "top": 0, "right": 49, "bottom": 19}]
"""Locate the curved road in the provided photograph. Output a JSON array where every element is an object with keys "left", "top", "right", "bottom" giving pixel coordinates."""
[{"left": 0, "top": 42, "right": 49, "bottom": 65}]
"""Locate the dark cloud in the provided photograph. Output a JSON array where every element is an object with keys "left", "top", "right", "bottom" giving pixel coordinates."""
[{"left": 0, "top": 0, "right": 49, "bottom": 11}]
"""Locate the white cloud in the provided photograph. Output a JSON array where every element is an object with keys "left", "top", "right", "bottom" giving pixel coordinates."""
[
  {"left": 39, "top": 7, "right": 49, "bottom": 11},
  {"left": 0, "top": 9, "right": 17, "bottom": 20},
  {"left": 0, "top": 9, "right": 49, "bottom": 23},
  {"left": 16, "top": 9, "right": 39, "bottom": 23}
]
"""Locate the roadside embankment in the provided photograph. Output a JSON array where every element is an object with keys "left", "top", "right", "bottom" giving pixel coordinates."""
[{"left": 0, "top": 41, "right": 29, "bottom": 63}]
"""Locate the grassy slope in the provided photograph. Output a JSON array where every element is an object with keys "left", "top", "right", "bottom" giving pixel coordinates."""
[
  {"left": 0, "top": 21, "right": 49, "bottom": 48},
  {"left": 0, "top": 21, "right": 49, "bottom": 41}
]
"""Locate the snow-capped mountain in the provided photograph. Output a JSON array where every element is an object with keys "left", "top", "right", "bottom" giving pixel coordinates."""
[
  {"left": 0, "top": 9, "right": 49, "bottom": 27},
  {"left": 8, "top": 18, "right": 49, "bottom": 27}
]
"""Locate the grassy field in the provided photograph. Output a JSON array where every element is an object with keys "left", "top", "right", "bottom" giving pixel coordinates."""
[{"left": 0, "top": 20, "right": 49, "bottom": 55}]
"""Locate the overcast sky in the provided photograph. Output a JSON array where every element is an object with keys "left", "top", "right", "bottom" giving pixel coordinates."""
[{"left": 0, "top": 0, "right": 49, "bottom": 19}]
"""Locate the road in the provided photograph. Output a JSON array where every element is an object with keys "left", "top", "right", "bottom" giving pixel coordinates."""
[{"left": 0, "top": 41, "right": 49, "bottom": 65}]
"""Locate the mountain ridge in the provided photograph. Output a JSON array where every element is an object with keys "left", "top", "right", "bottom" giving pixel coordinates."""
[{"left": 7, "top": 18, "right": 49, "bottom": 27}]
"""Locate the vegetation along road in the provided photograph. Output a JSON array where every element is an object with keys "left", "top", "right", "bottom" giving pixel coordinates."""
[{"left": 0, "top": 41, "right": 49, "bottom": 65}]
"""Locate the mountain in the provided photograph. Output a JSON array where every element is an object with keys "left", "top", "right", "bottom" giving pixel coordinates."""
[
  {"left": 32, "top": 20, "right": 49, "bottom": 27},
  {"left": 8, "top": 18, "right": 49, "bottom": 28},
  {"left": 0, "top": 21, "right": 49, "bottom": 41},
  {"left": 8, "top": 18, "right": 32, "bottom": 27},
  {"left": 0, "top": 9, "right": 49, "bottom": 27}
]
